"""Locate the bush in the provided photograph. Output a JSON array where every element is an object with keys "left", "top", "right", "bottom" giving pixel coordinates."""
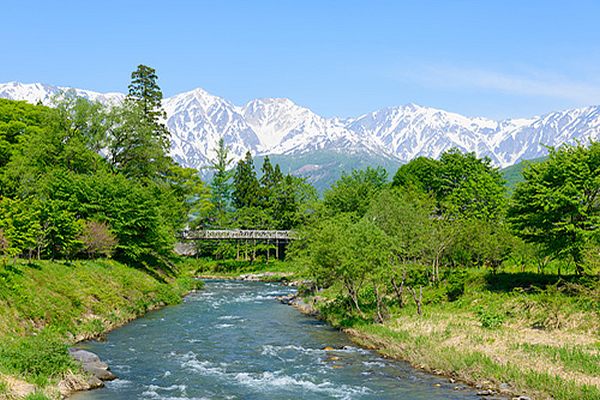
[
  {"left": 477, "top": 308, "right": 505, "bottom": 329},
  {"left": 445, "top": 270, "right": 467, "bottom": 301}
]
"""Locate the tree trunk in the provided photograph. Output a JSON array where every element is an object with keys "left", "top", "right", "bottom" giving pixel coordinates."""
[
  {"left": 373, "top": 278, "right": 384, "bottom": 324},
  {"left": 391, "top": 274, "right": 405, "bottom": 309},
  {"left": 409, "top": 285, "right": 423, "bottom": 316},
  {"left": 345, "top": 278, "right": 365, "bottom": 318}
]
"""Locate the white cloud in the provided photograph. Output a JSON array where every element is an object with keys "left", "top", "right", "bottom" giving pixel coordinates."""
[{"left": 398, "top": 64, "right": 600, "bottom": 105}]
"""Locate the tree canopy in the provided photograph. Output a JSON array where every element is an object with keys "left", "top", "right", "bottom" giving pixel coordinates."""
[
  {"left": 508, "top": 141, "right": 600, "bottom": 273},
  {"left": 0, "top": 66, "right": 210, "bottom": 272}
]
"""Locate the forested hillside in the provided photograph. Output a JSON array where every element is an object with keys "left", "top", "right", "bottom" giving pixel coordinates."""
[{"left": 0, "top": 66, "right": 208, "bottom": 270}]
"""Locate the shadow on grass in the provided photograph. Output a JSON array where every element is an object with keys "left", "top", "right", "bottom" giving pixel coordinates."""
[{"left": 484, "top": 271, "right": 590, "bottom": 293}]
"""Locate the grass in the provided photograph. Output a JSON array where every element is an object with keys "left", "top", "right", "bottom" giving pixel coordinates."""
[
  {"left": 0, "top": 257, "right": 200, "bottom": 398},
  {"left": 308, "top": 267, "right": 600, "bottom": 400},
  {"left": 514, "top": 342, "right": 600, "bottom": 376}
]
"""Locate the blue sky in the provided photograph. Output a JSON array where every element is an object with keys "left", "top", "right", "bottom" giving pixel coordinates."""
[{"left": 1, "top": 0, "right": 599, "bottom": 120}]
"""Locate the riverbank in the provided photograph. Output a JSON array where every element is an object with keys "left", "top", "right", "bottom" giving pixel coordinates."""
[
  {"left": 300, "top": 270, "right": 600, "bottom": 400},
  {"left": 165, "top": 261, "right": 600, "bottom": 400},
  {"left": 0, "top": 258, "right": 199, "bottom": 400}
]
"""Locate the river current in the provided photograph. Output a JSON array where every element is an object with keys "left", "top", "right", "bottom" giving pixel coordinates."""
[{"left": 69, "top": 279, "right": 494, "bottom": 400}]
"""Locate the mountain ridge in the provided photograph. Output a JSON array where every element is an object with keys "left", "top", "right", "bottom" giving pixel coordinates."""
[{"left": 2, "top": 82, "right": 599, "bottom": 178}]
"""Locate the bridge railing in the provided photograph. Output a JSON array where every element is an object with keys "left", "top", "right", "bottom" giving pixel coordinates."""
[{"left": 179, "top": 229, "right": 296, "bottom": 241}]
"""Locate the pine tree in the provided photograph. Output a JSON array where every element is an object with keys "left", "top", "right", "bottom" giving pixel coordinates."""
[
  {"left": 209, "top": 138, "right": 234, "bottom": 221},
  {"left": 259, "top": 156, "right": 283, "bottom": 210},
  {"left": 232, "top": 151, "right": 260, "bottom": 209},
  {"left": 127, "top": 64, "right": 166, "bottom": 125},
  {"left": 109, "top": 64, "right": 171, "bottom": 179}
]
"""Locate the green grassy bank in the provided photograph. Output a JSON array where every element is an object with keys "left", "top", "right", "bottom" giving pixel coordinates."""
[
  {"left": 307, "top": 267, "right": 600, "bottom": 400},
  {"left": 0, "top": 258, "right": 200, "bottom": 399}
]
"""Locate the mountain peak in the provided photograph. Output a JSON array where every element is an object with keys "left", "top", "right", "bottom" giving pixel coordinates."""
[{"left": 1, "top": 81, "right": 599, "bottom": 172}]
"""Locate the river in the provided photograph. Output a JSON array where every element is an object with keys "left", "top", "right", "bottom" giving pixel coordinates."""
[{"left": 69, "top": 279, "right": 499, "bottom": 400}]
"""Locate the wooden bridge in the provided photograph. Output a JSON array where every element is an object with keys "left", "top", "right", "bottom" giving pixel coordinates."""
[
  {"left": 177, "top": 229, "right": 296, "bottom": 260},
  {"left": 179, "top": 229, "right": 296, "bottom": 241}
]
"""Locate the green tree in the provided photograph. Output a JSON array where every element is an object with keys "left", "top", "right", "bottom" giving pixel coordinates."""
[
  {"left": 232, "top": 151, "right": 260, "bottom": 209},
  {"left": 208, "top": 138, "right": 234, "bottom": 224},
  {"left": 2, "top": 97, "right": 105, "bottom": 197},
  {"left": 508, "top": 141, "right": 600, "bottom": 274},
  {"left": 272, "top": 174, "right": 317, "bottom": 230},
  {"left": 392, "top": 156, "right": 440, "bottom": 193},
  {"left": 322, "top": 166, "right": 388, "bottom": 220},
  {"left": 51, "top": 89, "right": 111, "bottom": 154},
  {"left": 366, "top": 187, "right": 434, "bottom": 263},
  {"left": 108, "top": 64, "right": 171, "bottom": 179},
  {"left": 163, "top": 164, "right": 212, "bottom": 229},
  {"left": 39, "top": 198, "right": 83, "bottom": 260},
  {"left": 0, "top": 99, "right": 49, "bottom": 173},
  {"left": 392, "top": 148, "right": 506, "bottom": 220},
  {"left": 0, "top": 196, "right": 41, "bottom": 260},
  {"left": 351, "top": 218, "right": 391, "bottom": 322}
]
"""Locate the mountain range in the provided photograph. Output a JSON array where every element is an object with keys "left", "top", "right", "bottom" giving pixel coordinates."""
[{"left": 2, "top": 81, "right": 599, "bottom": 190}]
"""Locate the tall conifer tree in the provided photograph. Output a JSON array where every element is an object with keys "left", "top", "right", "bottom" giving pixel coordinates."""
[
  {"left": 232, "top": 151, "right": 260, "bottom": 209},
  {"left": 209, "top": 138, "right": 234, "bottom": 222},
  {"left": 109, "top": 64, "right": 171, "bottom": 179}
]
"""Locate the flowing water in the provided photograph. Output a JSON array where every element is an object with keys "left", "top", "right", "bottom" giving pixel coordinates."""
[{"left": 69, "top": 279, "right": 500, "bottom": 400}]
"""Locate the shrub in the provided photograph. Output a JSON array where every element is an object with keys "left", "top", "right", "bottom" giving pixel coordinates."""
[
  {"left": 477, "top": 308, "right": 505, "bottom": 329},
  {"left": 79, "top": 220, "right": 118, "bottom": 259}
]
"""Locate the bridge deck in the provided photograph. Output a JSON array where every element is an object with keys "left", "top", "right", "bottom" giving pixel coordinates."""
[{"left": 180, "top": 229, "right": 295, "bottom": 240}]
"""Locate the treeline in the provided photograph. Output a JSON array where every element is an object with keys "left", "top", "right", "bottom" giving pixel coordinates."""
[
  {"left": 195, "top": 140, "right": 316, "bottom": 260},
  {"left": 0, "top": 65, "right": 208, "bottom": 271},
  {"left": 290, "top": 144, "right": 600, "bottom": 322}
]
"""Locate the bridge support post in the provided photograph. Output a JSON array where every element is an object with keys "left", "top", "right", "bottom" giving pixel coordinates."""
[
  {"left": 276, "top": 239, "right": 279, "bottom": 260},
  {"left": 266, "top": 241, "right": 270, "bottom": 263}
]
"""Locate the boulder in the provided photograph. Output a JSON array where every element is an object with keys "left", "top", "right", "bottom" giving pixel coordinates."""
[
  {"left": 69, "top": 348, "right": 100, "bottom": 363},
  {"left": 69, "top": 347, "right": 118, "bottom": 381},
  {"left": 82, "top": 364, "right": 119, "bottom": 381}
]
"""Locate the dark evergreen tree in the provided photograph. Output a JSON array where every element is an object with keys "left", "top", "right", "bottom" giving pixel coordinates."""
[
  {"left": 109, "top": 64, "right": 171, "bottom": 179},
  {"left": 127, "top": 64, "right": 167, "bottom": 126},
  {"left": 232, "top": 151, "right": 260, "bottom": 209},
  {"left": 259, "top": 156, "right": 283, "bottom": 211}
]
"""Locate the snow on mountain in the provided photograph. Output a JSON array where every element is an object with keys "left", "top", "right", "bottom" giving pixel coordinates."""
[
  {"left": 241, "top": 97, "right": 389, "bottom": 157},
  {"left": 0, "top": 81, "right": 125, "bottom": 106},
  {"left": 2, "top": 81, "right": 600, "bottom": 171},
  {"left": 162, "top": 88, "right": 260, "bottom": 170}
]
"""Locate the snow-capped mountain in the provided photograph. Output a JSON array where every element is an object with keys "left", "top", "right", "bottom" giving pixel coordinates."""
[
  {"left": 0, "top": 81, "right": 125, "bottom": 106},
  {"left": 2, "top": 81, "right": 600, "bottom": 174}
]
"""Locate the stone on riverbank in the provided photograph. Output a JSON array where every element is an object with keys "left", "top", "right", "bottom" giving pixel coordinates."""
[
  {"left": 276, "top": 293, "right": 319, "bottom": 316},
  {"left": 68, "top": 348, "right": 118, "bottom": 381}
]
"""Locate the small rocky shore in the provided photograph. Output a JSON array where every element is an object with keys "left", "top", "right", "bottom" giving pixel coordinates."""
[
  {"left": 58, "top": 348, "right": 118, "bottom": 397},
  {"left": 234, "top": 271, "right": 294, "bottom": 281},
  {"left": 276, "top": 292, "right": 318, "bottom": 316}
]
